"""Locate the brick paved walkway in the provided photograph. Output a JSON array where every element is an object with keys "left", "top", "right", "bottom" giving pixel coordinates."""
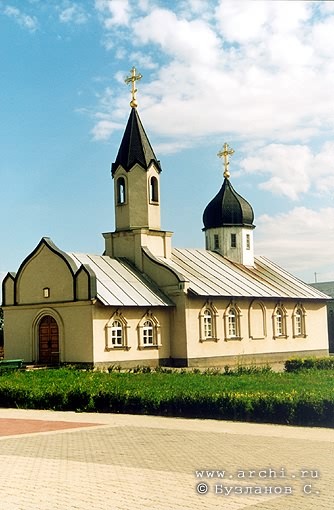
[{"left": 0, "top": 409, "right": 332, "bottom": 509}]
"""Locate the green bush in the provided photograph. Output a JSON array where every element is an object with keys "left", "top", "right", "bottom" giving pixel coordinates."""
[
  {"left": 0, "top": 368, "right": 333, "bottom": 427},
  {"left": 285, "top": 357, "right": 334, "bottom": 372}
]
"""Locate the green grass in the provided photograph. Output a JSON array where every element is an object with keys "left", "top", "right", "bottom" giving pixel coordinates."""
[{"left": 0, "top": 367, "right": 333, "bottom": 427}]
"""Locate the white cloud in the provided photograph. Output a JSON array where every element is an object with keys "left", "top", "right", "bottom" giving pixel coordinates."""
[
  {"left": 215, "top": 1, "right": 268, "bottom": 43},
  {"left": 59, "top": 4, "right": 89, "bottom": 24},
  {"left": 311, "top": 15, "right": 334, "bottom": 58},
  {"left": 215, "top": 1, "right": 311, "bottom": 43},
  {"left": 95, "top": 0, "right": 130, "bottom": 27},
  {"left": 129, "top": 52, "right": 158, "bottom": 70},
  {"left": 91, "top": 119, "right": 123, "bottom": 140},
  {"left": 92, "top": 1, "right": 332, "bottom": 154},
  {"left": 3, "top": 5, "right": 38, "bottom": 32},
  {"left": 255, "top": 207, "right": 334, "bottom": 281},
  {"left": 134, "top": 8, "right": 221, "bottom": 65},
  {"left": 239, "top": 142, "right": 334, "bottom": 201}
]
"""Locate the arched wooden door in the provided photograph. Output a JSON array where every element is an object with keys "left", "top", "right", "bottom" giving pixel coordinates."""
[{"left": 39, "top": 315, "right": 59, "bottom": 364}]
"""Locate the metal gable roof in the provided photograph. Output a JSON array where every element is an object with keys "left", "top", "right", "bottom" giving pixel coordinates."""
[
  {"left": 68, "top": 252, "right": 173, "bottom": 307},
  {"left": 157, "top": 249, "right": 329, "bottom": 300}
]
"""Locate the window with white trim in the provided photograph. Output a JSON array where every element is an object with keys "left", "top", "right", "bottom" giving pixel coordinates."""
[
  {"left": 143, "top": 320, "right": 154, "bottom": 345},
  {"left": 292, "top": 305, "right": 306, "bottom": 338},
  {"left": 224, "top": 303, "right": 242, "bottom": 340},
  {"left": 276, "top": 308, "right": 283, "bottom": 335},
  {"left": 111, "top": 320, "right": 123, "bottom": 346},
  {"left": 228, "top": 308, "right": 237, "bottom": 337},
  {"left": 273, "top": 304, "right": 288, "bottom": 338},
  {"left": 138, "top": 312, "right": 161, "bottom": 349},
  {"left": 199, "top": 302, "right": 219, "bottom": 341},
  {"left": 203, "top": 309, "right": 212, "bottom": 338},
  {"left": 105, "top": 312, "right": 129, "bottom": 350}
]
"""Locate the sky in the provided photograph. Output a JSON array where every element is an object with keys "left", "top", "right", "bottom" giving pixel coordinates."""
[{"left": 0, "top": 0, "right": 333, "bottom": 289}]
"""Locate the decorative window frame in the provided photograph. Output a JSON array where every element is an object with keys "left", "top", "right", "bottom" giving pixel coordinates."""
[
  {"left": 137, "top": 311, "right": 161, "bottom": 349},
  {"left": 292, "top": 303, "right": 307, "bottom": 338},
  {"left": 199, "top": 302, "right": 219, "bottom": 342},
  {"left": 272, "top": 303, "right": 288, "bottom": 339},
  {"left": 248, "top": 300, "right": 267, "bottom": 340},
  {"left": 224, "top": 301, "right": 242, "bottom": 341},
  {"left": 105, "top": 311, "right": 130, "bottom": 351}
]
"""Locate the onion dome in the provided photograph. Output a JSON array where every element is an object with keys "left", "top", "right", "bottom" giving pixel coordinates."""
[{"left": 203, "top": 178, "right": 254, "bottom": 229}]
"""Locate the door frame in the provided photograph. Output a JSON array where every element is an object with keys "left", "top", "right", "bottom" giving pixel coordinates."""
[{"left": 32, "top": 309, "right": 64, "bottom": 364}]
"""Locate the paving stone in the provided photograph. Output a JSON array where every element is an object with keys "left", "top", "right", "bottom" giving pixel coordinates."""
[{"left": 0, "top": 409, "right": 332, "bottom": 510}]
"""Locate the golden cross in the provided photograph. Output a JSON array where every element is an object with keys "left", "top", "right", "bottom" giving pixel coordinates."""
[
  {"left": 125, "top": 66, "right": 142, "bottom": 108},
  {"left": 217, "top": 143, "right": 235, "bottom": 179}
]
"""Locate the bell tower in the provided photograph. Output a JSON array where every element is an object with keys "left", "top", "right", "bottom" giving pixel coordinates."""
[{"left": 103, "top": 67, "right": 172, "bottom": 269}]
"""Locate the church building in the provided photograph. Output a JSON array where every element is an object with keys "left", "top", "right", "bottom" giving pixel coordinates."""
[{"left": 2, "top": 68, "right": 329, "bottom": 368}]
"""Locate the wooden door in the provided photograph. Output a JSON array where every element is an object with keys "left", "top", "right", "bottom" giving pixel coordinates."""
[{"left": 39, "top": 316, "right": 59, "bottom": 364}]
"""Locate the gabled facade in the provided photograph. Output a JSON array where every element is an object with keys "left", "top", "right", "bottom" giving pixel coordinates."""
[{"left": 2, "top": 95, "right": 330, "bottom": 368}]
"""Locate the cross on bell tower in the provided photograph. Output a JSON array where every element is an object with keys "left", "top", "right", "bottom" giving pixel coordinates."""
[
  {"left": 125, "top": 66, "right": 142, "bottom": 108},
  {"left": 104, "top": 66, "right": 173, "bottom": 269}
]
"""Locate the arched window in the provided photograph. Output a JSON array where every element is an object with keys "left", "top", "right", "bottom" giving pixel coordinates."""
[
  {"left": 249, "top": 300, "right": 266, "bottom": 339},
  {"left": 228, "top": 308, "right": 236, "bottom": 337},
  {"left": 117, "top": 177, "right": 126, "bottom": 204},
  {"left": 138, "top": 312, "right": 161, "bottom": 349},
  {"left": 276, "top": 308, "right": 283, "bottom": 336},
  {"left": 105, "top": 312, "right": 129, "bottom": 350},
  {"left": 203, "top": 309, "right": 212, "bottom": 338},
  {"left": 295, "top": 309, "right": 302, "bottom": 335},
  {"left": 273, "top": 304, "right": 288, "bottom": 338},
  {"left": 199, "top": 302, "right": 219, "bottom": 341},
  {"left": 292, "top": 305, "right": 306, "bottom": 338},
  {"left": 111, "top": 320, "right": 123, "bottom": 346},
  {"left": 143, "top": 320, "right": 154, "bottom": 345},
  {"left": 224, "top": 303, "right": 242, "bottom": 340},
  {"left": 150, "top": 176, "right": 159, "bottom": 203}
]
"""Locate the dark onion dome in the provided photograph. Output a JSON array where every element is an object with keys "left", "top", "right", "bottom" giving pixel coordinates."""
[
  {"left": 203, "top": 178, "right": 254, "bottom": 229},
  {"left": 111, "top": 108, "right": 161, "bottom": 176}
]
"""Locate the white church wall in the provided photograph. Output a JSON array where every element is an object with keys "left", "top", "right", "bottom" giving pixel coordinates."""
[
  {"left": 182, "top": 297, "right": 328, "bottom": 366},
  {"left": 16, "top": 243, "right": 75, "bottom": 305},
  {"left": 91, "top": 304, "right": 172, "bottom": 367},
  {"left": 3, "top": 302, "right": 94, "bottom": 364}
]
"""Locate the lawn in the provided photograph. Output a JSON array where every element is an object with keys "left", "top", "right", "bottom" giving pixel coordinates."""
[{"left": 0, "top": 367, "right": 333, "bottom": 427}]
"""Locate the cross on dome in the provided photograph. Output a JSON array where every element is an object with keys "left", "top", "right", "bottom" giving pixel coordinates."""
[{"left": 217, "top": 143, "right": 235, "bottom": 179}]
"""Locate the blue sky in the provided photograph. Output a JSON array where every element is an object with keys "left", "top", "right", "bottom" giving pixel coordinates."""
[{"left": 0, "top": 0, "right": 333, "bottom": 287}]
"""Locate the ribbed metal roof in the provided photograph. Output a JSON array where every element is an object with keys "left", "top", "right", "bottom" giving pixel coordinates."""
[
  {"left": 68, "top": 252, "right": 173, "bottom": 307},
  {"left": 157, "top": 249, "right": 329, "bottom": 300}
]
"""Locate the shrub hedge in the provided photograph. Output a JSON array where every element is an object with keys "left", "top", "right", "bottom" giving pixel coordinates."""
[
  {"left": 285, "top": 357, "right": 334, "bottom": 372},
  {"left": 0, "top": 368, "right": 333, "bottom": 427}
]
